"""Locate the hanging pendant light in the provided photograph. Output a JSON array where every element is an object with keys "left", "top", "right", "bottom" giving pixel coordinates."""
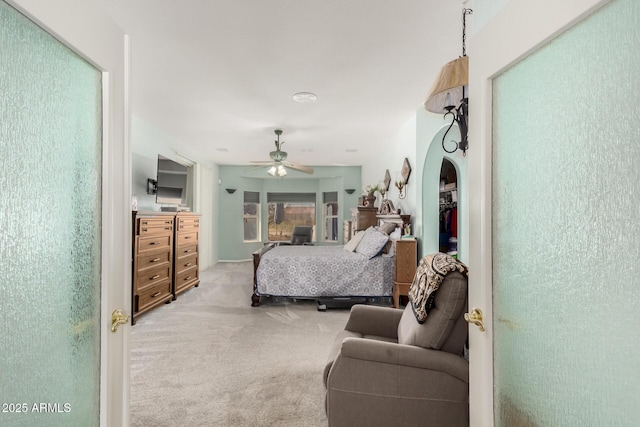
[{"left": 424, "top": 8, "right": 473, "bottom": 155}]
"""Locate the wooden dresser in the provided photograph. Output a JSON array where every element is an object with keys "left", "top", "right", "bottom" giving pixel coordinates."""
[
  {"left": 131, "top": 211, "right": 201, "bottom": 324},
  {"left": 393, "top": 238, "right": 417, "bottom": 308},
  {"left": 350, "top": 206, "right": 378, "bottom": 236},
  {"left": 131, "top": 212, "right": 175, "bottom": 324},
  {"left": 173, "top": 212, "right": 200, "bottom": 298}
]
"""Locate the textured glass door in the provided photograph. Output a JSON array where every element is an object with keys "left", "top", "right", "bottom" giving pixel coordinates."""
[
  {"left": 491, "top": 0, "right": 639, "bottom": 425},
  {"left": 0, "top": 2, "right": 103, "bottom": 426}
]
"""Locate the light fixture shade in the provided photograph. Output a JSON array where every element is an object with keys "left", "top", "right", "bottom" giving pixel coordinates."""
[
  {"left": 268, "top": 164, "right": 287, "bottom": 177},
  {"left": 424, "top": 55, "right": 469, "bottom": 113}
]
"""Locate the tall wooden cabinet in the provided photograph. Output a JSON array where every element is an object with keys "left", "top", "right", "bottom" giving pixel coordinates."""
[
  {"left": 131, "top": 212, "right": 175, "bottom": 324},
  {"left": 173, "top": 212, "right": 200, "bottom": 298},
  {"left": 131, "top": 211, "right": 201, "bottom": 324},
  {"left": 393, "top": 238, "right": 417, "bottom": 308},
  {"left": 350, "top": 207, "right": 378, "bottom": 235}
]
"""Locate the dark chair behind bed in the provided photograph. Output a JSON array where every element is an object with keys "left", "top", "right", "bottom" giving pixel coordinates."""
[{"left": 279, "top": 226, "right": 313, "bottom": 245}]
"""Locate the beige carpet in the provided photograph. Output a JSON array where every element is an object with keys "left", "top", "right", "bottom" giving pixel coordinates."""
[{"left": 130, "top": 262, "right": 350, "bottom": 427}]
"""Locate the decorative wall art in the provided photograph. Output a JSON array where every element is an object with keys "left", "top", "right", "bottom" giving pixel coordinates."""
[{"left": 395, "top": 158, "right": 411, "bottom": 199}]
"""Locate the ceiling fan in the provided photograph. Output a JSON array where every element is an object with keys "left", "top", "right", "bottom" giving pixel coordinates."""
[{"left": 251, "top": 129, "right": 314, "bottom": 176}]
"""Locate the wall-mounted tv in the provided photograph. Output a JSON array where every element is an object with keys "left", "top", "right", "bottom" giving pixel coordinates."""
[{"left": 155, "top": 155, "right": 188, "bottom": 205}]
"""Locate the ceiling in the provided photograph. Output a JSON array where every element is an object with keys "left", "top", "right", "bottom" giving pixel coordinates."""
[{"left": 92, "top": 0, "right": 466, "bottom": 168}]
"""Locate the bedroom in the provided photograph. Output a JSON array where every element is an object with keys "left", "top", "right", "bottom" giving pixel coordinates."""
[{"left": 2, "top": 0, "right": 638, "bottom": 426}]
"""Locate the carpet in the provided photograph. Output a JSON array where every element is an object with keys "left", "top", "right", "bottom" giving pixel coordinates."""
[{"left": 130, "top": 261, "right": 350, "bottom": 427}]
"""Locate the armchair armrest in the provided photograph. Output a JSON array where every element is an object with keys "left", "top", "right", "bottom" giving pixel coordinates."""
[
  {"left": 344, "top": 305, "right": 403, "bottom": 339},
  {"left": 340, "top": 337, "right": 468, "bottom": 383}
]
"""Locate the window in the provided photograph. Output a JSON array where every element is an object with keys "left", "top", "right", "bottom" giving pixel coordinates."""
[
  {"left": 243, "top": 191, "right": 260, "bottom": 242},
  {"left": 267, "top": 193, "right": 316, "bottom": 242},
  {"left": 323, "top": 192, "right": 339, "bottom": 242}
]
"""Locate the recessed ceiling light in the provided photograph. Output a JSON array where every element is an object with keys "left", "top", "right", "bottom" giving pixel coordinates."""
[{"left": 293, "top": 92, "right": 318, "bottom": 103}]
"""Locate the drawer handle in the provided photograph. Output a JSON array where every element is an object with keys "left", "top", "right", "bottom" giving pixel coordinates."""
[
  {"left": 165, "top": 227, "right": 172, "bottom": 230},
  {"left": 142, "top": 221, "right": 148, "bottom": 225},
  {"left": 151, "top": 274, "right": 160, "bottom": 280},
  {"left": 165, "top": 221, "right": 171, "bottom": 224},
  {"left": 151, "top": 291, "right": 161, "bottom": 298},
  {"left": 142, "top": 228, "right": 148, "bottom": 232},
  {"left": 150, "top": 241, "right": 160, "bottom": 245},
  {"left": 185, "top": 262, "right": 192, "bottom": 267},
  {"left": 184, "top": 236, "right": 191, "bottom": 239},
  {"left": 151, "top": 258, "right": 161, "bottom": 263},
  {"left": 184, "top": 276, "right": 191, "bottom": 281},
  {"left": 184, "top": 249, "right": 192, "bottom": 253}
]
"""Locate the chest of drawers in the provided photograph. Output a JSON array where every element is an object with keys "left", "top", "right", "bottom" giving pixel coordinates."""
[
  {"left": 131, "top": 211, "right": 201, "bottom": 324},
  {"left": 131, "top": 212, "right": 175, "bottom": 324},
  {"left": 173, "top": 213, "right": 200, "bottom": 298}
]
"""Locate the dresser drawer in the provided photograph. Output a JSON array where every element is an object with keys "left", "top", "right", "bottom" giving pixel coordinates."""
[
  {"left": 176, "top": 243, "right": 197, "bottom": 258},
  {"left": 137, "top": 250, "right": 171, "bottom": 271},
  {"left": 175, "top": 253, "right": 198, "bottom": 274},
  {"left": 175, "top": 265, "right": 199, "bottom": 292},
  {"left": 136, "top": 265, "right": 171, "bottom": 292},
  {"left": 137, "top": 280, "right": 171, "bottom": 312},
  {"left": 177, "top": 231, "right": 198, "bottom": 246},
  {"left": 138, "top": 218, "right": 174, "bottom": 235},
  {"left": 178, "top": 217, "right": 200, "bottom": 231},
  {"left": 137, "top": 235, "right": 172, "bottom": 254}
]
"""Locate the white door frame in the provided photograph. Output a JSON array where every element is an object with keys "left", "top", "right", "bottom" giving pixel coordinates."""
[
  {"left": 7, "top": 0, "right": 131, "bottom": 425},
  {"left": 467, "top": 0, "right": 610, "bottom": 425}
]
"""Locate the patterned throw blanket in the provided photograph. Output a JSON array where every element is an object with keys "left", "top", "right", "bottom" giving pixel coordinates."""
[{"left": 408, "top": 253, "right": 469, "bottom": 323}]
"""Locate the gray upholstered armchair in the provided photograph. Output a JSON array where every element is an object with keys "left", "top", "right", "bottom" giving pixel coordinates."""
[
  {"left": 323, "top": 269, "right": 469, "bottom": 427},
  {"left": 278, "top": 226, "right": 313, "bottom": 246}
]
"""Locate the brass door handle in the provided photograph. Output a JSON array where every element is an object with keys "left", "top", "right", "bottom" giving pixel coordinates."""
[
  {"left": 111, "top": 309, "right": 130, "bottom": 333},
  {"left": 464, "top": 308, "right": 486, "bottom": 332}
]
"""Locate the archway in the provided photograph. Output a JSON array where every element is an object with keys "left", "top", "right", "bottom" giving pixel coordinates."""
[{"left": 420, "top": 124, "right": 467, "bottom": 261}]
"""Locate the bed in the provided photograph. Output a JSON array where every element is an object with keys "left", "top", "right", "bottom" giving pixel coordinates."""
[{"left": 251, "top": 243, "right": 395, "bottom": 309}]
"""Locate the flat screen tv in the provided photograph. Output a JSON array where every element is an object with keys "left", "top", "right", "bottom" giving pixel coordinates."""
[{"left": 156, "top": 155, "right": 188, "bottom": 205}]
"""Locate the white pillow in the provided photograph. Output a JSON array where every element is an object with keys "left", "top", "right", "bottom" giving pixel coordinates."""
[
  {"left": 355, "top": 227, "right": 389, "bottom": 259},
  {"left": 343, "top": 230, "right": 366, "bottom": 252}
]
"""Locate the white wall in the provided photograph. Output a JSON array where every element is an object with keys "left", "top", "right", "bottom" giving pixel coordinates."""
[
  {"left": 131, "top": 115, "right": 218, "bottom": 268},
  {"left": 361, "top": 116, "right": 418, "bottom": 220},
  {"left": 469, "top": 0, "right": 510, "bottom": 34}
]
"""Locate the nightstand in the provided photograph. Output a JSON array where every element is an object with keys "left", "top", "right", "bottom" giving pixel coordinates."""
[{"left": 393, "top": 238, "right": 417, "bottom": 308}]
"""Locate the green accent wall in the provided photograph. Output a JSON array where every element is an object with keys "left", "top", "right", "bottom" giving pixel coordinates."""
[{"left": 218, "top": 165, "right": 361, "bottom": 260}]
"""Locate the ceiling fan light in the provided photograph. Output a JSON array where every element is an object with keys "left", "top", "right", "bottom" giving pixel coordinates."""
[
  {"left": 268, "top": 166, "right": 277, "bottom": 176},
  {"left": 277, "top": 165, "right": 287, "bottom": 176}
]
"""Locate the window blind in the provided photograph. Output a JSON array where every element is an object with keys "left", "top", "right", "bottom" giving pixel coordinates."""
[
  {"left": 267, "top": 192, "right": 316, "bottom": 203},
  {"left": 244, "top": 191, "right": 260, "bottom": 203},
  {"left": 323, "top": 192, "right": 338, "bottom": 203}
]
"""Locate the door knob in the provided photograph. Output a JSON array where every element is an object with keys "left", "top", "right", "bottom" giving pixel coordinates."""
[
  {"left": 464, "top": 308, "right": 486, "bottom": 332},
  {"left": 111, "top": 309, "right": 130, "bottom": 333}
]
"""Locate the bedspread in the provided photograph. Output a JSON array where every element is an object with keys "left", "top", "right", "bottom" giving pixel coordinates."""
[{"left": 256, "top": 245, "right": 394, "bottom": 297}]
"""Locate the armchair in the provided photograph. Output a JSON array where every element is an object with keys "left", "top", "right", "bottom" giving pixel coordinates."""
[
  {"left": 323, "top": 269, "right": 469, "bottom": 427},
  {"left": 278, "top": 226, "right": 313, "bottom": 246}
]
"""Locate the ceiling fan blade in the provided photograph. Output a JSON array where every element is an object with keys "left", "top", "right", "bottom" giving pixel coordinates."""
[
  {"left": 249, "top": 160, "right": 274, "bottom": 165},
  {"left": 284, "top": 162, "right": 314, "bottom": 174}
]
